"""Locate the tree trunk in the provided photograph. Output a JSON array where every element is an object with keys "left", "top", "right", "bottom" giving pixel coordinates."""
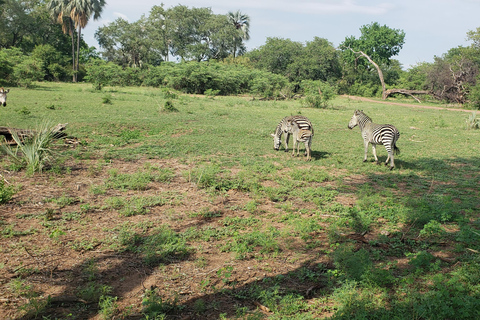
[
  {"left": 384, "top": 89, "right": 431, "bottom": 102},
  {"left": 349, "top": 49, "right": 387, "bottom": 99},
  {"left": 75, "top": 25, "right": 82, "bottom": 83},
  {"left": 70, "top": 19, "right": 76, "bottom": 83}
]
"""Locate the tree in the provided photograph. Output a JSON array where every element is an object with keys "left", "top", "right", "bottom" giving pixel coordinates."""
[
  {"left": 48, "top": 0, "right": 106, "bottom": 82},
  {"left": 340, "top": 22, "right": 406, "bottom": 99},
  {"left": 227, "top": 10, "right": 250, "bottom": 58},
  {"left": 148, "top": 5, "right": 170, "bottom": 62},
  {"left": 247, "top": 37, "right": 303, "bottom": 79},
  {"left": 95, "top": 17, "right": 162, "bottom": 67}
]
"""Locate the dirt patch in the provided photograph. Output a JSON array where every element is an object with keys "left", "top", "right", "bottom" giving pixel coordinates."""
[{"left": 0, "top": 157, "right": 337, "bottom": 319}]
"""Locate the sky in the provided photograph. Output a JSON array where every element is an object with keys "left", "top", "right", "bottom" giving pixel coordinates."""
[{"left": 82, "top": 0, "right": 480, "bottom": 69}]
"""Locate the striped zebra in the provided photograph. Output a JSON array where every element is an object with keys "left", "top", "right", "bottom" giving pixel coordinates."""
[
  {"left": 271, "top": 115, "right": 313, "bottom": 153},
  {"left": 348, "top": 110, "right": 400, "bottom": 170},
  {"left": 0, "top": 87, "right": 9, "bottom": 107},
  {"left": 286, "top": 120, "right": 313, "bottom": 161}
]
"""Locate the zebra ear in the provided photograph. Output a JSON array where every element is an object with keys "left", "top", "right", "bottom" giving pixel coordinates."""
[{"left": 270, "top": 133, "right": 275, "bottom": 137}]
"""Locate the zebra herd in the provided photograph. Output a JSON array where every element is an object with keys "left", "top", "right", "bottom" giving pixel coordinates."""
[{"left": 272, "top": 110, "right": 401, "bottom": 170}]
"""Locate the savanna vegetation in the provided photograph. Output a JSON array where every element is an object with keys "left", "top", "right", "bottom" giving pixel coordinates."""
[
  {"left": 1, "top": 1, "right": 480, "bottom": 319},
  {"left": 2, "top": 1, "right": 480, "bottom": 107},
  {"left": 0, "top": 83, "right": 479, "bottom": 319}
]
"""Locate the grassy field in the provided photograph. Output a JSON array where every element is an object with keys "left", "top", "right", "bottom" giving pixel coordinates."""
[{"left": 0, "top": 82, "right": 479, "bottom": 319}]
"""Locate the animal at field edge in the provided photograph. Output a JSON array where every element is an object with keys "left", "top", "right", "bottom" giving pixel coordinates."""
[
  {"left": 348, "top": 109, "right": 400, "bottom": 170},
  {"left": 0, "top": 87, "right": 9, "bottom": 107},
  {"left": 271, "top": 115, "right": 313, "bottom": 155},
  {"left": 286, "top": 119, "right": 313, "bottom": 161}
]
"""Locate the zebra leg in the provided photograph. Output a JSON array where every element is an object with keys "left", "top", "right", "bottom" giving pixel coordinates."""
[
  {"left": 305, "top": 141, "right": 311, "bottom": 161},
  {"left": 371, "top": 144, "right": 379, "bottom": 164},
  {"left": 284, "top": 133, "right": 290, "bottom": 152},
  {"left": 291, "top": 139, "right": 297, "bottom": 157},
  {"left": 363, "top": 140, "right": 369, "bottom": 162}
]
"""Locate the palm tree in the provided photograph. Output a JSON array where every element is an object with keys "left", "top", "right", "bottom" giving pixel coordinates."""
[
  {"left": 48, "top": 0, "right": 76, "bottom": 82},
  {"left": 227, "top": 10, "right": 250, "bottom": 58},
  {"left": 48, "top": 0, "right": 106, "bottom": 82}
]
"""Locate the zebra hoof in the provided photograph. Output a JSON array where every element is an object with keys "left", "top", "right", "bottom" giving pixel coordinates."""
[{"left": 363, "top": 159, "right": 368, "bottom": 163}]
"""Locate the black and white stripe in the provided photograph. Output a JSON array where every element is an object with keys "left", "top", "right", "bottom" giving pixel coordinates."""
[
  {"left": 348, "top": 110, "right": 400, "bottom": 170},
  {"left": 0, "top": 87, "right": 9, "bottom": 107},
  {"left": 286, "top": 120, "right": 313, "bottom": 161},
  {"left": 271, "top": 115, "right": 313, "bottom": 152}
]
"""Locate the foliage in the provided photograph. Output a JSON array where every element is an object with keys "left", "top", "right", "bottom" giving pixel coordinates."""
[
  {"left": 1, "top": 121, "right": 59, "bottom": 174},
  {"left": 0, "top": 179, "right": 16, "bottom": 204},
  {"left": 466, "top": 111, "right": 480, "bottom": 129},
  {"left": 300, "top": 80, "right": 337, "bottom": 108}
]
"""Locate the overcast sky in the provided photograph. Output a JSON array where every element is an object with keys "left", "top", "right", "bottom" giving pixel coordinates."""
[{"left": 82, "top": 0, "right": 480, "bottom": 69}]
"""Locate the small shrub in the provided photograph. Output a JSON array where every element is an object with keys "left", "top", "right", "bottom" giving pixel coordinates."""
[
  {"left": 1, "top": 121, "right": 59, "bottom": 175},
  {"left": 162, "top": 100, "right": 179, "bottom": 112},
  {"left": 204, "top": 88, "right": 220, "bottom": 99},
  {"left": 102, "top": 95, "right": 113, "bottom": 104},
  {"left": 0, "top": 180, "right": 15, "bottom": 204},
  {"left": 466, "top": 111, "right": 480, "bottom": 130}
]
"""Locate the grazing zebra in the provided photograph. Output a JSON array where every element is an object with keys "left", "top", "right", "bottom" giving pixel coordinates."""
[
  {"left": 0, "top": 87, "right": 9, "bottom": 107},
  {"left": 271, "top": 115, "right": 313, "bottom": 153},
  {"left": 348, "top": 109, "right": 400, "bottom": 170},
  {"left": 286, "top": 120, "right": 313, "bottom": 161}
]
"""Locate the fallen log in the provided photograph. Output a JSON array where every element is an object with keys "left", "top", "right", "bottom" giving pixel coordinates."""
[
  {"left": 385, "top": 89, "right": 431, "bottom": 102},
  {"left": 0, "top": 123, "right": 68, "bottom": 145}
]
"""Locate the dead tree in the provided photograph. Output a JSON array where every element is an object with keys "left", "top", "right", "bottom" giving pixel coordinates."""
[{"left": 346, "top": 48, "right": 431, "bottom": 102}]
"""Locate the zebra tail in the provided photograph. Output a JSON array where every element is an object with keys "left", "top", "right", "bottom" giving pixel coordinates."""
[{"left": 394, "top": 144, "right": 400, "bottom": 155}]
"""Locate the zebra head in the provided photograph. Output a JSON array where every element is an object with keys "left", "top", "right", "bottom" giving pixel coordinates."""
[
  {"left": 0, "top": 87, "right": 9, "bottom": 107},
  {"left": 348, "top": 110, "right": 362, "bottom": 129},
  {"left": 271, "top": 133, "right": 282, "bottom": 150}
]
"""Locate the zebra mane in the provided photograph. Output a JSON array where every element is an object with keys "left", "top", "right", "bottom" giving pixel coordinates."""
[{"left": 355, "top": 109, "right": 372, "bottom": 122}]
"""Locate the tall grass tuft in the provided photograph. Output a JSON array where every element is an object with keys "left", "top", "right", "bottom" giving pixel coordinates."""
[
  {"left": 466, "top": 111, "right": 480, "bottom": 130},
  {"left": 1, "top": 121, "right": 59, "bottom": 174}
]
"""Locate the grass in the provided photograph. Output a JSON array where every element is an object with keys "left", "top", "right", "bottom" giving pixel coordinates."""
[{"left": 0, "top": 82, "right": 479, "bottom": 319}]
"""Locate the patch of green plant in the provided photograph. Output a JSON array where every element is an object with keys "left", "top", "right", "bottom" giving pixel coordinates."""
[
  {"left": 104, "top": 195, "right": 166, "bottom": 216},
  {"left": 331, "top": 245, "right": 373, "bottom": 282},
  {"left": 220, "top": 229, "right": 281, "bottom": 259},
  {"left": 465, "top": 111, "right": 479, "bottom": 129},
  {"left": 98, "top": 295, "right": 118, "bottom": 319},
  {"left": 162, "top": 100, "right": 179, "bottom": 112},
  {"left": 45, "top": 194, "right": 77, "bottom": 208},
  {"left": 78, "top": 282, "right": 112, "bottom": 303},
  {"left": 289, "top": 167, "right": 331, "bottom": 183},
  {"left": 0, "top": 179, "right": 16, "bottom": 204},
  {"left": 1, "top": 121, "right": 60, "bottom": 175},
  {"left": 123, "top": 226, "right": 191, "bottom": 266},
  {"left": 204, "top": 88, "right": 220, "bottom": 98},
  {"left": 142, "top": 287, "right": 180, "bottom": 319},
  {"left": 105, "top": 169, "right": 163, "bottom": 191},
  {"left": 102, "top": 94, "right": 113, "bottom": 104}
]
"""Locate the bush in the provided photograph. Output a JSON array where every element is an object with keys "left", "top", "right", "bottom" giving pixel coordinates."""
[
  {"left": 300, "top": 80, "right": 337, "bottom": 108},
  {"left": 12, "top": 58, "right": 44, "bottom": 88}
]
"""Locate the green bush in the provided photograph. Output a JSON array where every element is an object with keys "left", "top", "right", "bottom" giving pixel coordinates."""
[{"left": 300, "top": 80, "right": 337, "bottom": 108}]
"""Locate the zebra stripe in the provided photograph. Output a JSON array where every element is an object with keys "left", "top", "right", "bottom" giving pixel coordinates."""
[
  {"left": 0, "top": 87, "right": 9, "bottom": 107},
  {"left": 348, "top": 110, "right": 400, "bottom": 170},
  {"left": 271, "top": 115, "right": 313, "bottom": 152},
  {"left": 287, "top": 120, "right": 313, "bottom": 161}
]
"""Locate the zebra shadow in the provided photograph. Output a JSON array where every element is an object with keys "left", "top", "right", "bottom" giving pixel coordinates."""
[{"left": 311, "top": 150, "right": 330, "bottom": 160}]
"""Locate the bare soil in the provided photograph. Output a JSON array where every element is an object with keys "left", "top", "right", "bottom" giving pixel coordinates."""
[{"left": 0, "top": 156, "right": 342, "bottom": 319}]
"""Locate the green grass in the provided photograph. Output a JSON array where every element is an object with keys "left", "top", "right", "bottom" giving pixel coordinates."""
[{"left": 1, "top": 82, "right": 479, "bottom": 319}]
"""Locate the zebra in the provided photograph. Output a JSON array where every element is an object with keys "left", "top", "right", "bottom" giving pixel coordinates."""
[
  {"left": 271, "top": 115, "right": 313, "bottom": 153},
  {"left": 348, "top": 109, "right": 400, "bottom": 170},
  {"left": 0, "top": 87, "right": 9, "bottom": 107},
  {"left": 286, "top": 119, "right": 313, "bottom": 161}
]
